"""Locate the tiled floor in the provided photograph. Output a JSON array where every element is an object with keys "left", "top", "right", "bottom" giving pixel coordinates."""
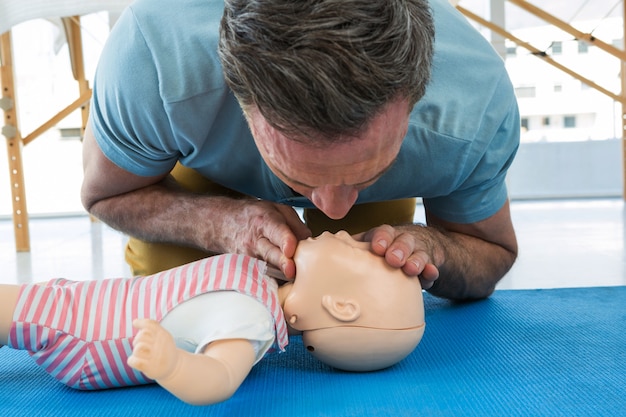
[
  {"left": 1, "top": 198, "right": 624, "bottom": 289},
  {"left": 499, "top": 198, "right": 625, "bottom": 289},
  {"left": 0, "top": 216, "right": 130, "bottom": 285}
]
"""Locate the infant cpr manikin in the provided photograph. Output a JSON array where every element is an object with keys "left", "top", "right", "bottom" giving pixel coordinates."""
[{"left": 283, "top": 231, "right": 426, "bottom": 371}]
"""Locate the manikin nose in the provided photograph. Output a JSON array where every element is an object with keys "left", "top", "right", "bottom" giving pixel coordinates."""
[{"left": 310, "top": 185, "right": 358, "bottom": 219}]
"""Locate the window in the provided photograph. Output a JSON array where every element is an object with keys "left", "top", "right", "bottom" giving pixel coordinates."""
[
  {"left": 515, "top": 86, "right": 536, "bottom": 98},
  {"left": 542, "top": 117, "right": 550, "bottom": 126},
  {"left": 563, "top": 115, "right": 576, "bottom": 128},
  {"left": 520, "top": 118, "right": 529, "bottom": 130},
  {"left": 551, "top": 41, "right": 562, "bottom": 55},
  {"left": 577, "top": 40, "right": 589, "bottom": 53}
]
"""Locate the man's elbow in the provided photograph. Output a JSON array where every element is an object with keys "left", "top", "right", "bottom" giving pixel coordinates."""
[
  {"left": 473, "top": 248, "right": 518, "bottom": 300},
  {"left": 80, "top": 184, "right": 98, "bottom": 214},
  {"left": 452, "top": 249, "right": 518, "bottom": 301}
]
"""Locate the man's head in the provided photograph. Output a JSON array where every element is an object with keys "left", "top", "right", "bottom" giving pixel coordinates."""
[
  {"left": 219, "top": 0, "right": 434, "bottom": 139},
  {"left": 219, "top": 1, "right": 435, "bottom": 219},
  {"left": 283, "top": 231, "right": 425, "bottom": 371}
]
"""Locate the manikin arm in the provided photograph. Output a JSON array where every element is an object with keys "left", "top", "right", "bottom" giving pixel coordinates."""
[
  {"left": 0, "top": 284, "right": 21, "bottom": 344},
  {"left": 127, "top": 319, "right": 256, "bottom": 405}
]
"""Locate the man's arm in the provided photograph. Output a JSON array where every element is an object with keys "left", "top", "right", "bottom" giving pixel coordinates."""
[
  {"left": 422, "top": 200, "right": 517, "bottom": 299},
  {"left": 81, "top": 124, "right": 310, "bottom": 278},
  {"left": 363, "top": 200, "right": 518, "bottom": 300}
]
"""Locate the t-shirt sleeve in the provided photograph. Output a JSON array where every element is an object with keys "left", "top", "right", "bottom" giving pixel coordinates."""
[
  {"left": 423, "top": 75, "right": 520, "bottom": 224},
  {"left": 89, "top": 6, "right": 180, "bottom": 177}
]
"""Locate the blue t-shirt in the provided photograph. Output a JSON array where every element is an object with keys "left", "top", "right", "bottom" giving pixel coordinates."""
[{"left": 91, "top": 0, "right": 519, "bottom": 224}]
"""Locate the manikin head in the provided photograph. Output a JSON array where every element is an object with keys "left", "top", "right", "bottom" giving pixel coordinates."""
[{"left": 283, "top": 231, "right": 425, "bottom": 371}]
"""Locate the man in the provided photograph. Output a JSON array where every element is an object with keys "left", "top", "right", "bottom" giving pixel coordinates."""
[{"left": 81, "top": 0, "right": 520, "bottom": 300}]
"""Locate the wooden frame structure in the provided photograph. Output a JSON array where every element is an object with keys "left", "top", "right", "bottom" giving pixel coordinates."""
[
  {"left": 1, "top": 0, "right": 130, "bottom": 252},
  {"left": 1, "top": 16, "right": 90, "bottom": 251},
  {"left": 455, "top": 0, "right": 626, "bottom": 199}
]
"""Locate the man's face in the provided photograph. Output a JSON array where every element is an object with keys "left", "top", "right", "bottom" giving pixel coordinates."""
[{"left": 247, "top": 99, "right": 411, "bottom": 219}]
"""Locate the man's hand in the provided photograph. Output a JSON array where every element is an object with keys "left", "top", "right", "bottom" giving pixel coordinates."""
[
  {"left": 217, "top": 199, "right": 312, "bottom": 280},
  {"left": 128, "top": 319, "right": 179, "bottom": 381},
  {"left": 355, "top": 224, "right": 441, "bottom": 290},
  {"left": 354, "top": 201, "right": 518, "bottom": 300}
]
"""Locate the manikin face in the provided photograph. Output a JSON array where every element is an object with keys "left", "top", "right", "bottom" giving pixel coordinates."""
[
  {"left": 281, "top": 231, "right": 425, "bottom": 371},
  {"left": 283, "top": 231, "right": 423, "bottom": 330},
  {"left": 247, "top": 99, "right": 411, "bottom": 220}
]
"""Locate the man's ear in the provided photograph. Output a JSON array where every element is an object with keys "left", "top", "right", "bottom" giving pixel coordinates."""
[{"left": 321, "top": 295, "right": 361, "bottom": 323}]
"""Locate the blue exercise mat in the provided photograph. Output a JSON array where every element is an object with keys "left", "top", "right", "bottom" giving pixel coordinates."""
[{"left": 1, "top": 286, "right": 625, "bottom": 416}]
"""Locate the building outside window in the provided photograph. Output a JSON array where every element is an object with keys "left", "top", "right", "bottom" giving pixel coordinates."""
[
  {"left": 520, "top": 117, "right": 529, "bottom": 131},
  {"left": 563, "top": 115, "right": 577, "bottom": 128},
  {"left": 515, "top": 86, "right": 536, "bottom": 98}
]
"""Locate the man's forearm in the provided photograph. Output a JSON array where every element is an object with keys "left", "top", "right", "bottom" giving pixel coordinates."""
[
  {"left": 88, "top": 180, "right": 245, "bottom": 254},
  {"left": 419, "top": 225, "right": 517, "bottom": 300}
]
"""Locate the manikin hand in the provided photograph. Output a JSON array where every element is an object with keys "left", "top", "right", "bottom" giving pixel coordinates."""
[
  {"left": 128, "top": 319, "right": 179, "bottom": 381},
  {"left": 127, "top": 317, "right": 258, "bottom": 405},
  {"left": 355, "top": 224, "right": 440, "bottom": 290}
]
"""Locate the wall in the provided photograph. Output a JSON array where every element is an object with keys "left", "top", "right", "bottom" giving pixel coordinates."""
[{"left": 507, "top": 138, "right": 623, "bottom": 199}]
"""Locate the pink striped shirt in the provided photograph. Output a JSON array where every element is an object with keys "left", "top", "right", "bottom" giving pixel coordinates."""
[{"left": 8, "top": 254, "right": 288, "bottom": 390}]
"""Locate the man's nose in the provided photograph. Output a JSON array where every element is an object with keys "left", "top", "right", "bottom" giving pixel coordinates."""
[{"left": 310, "top": 185, "right": 358, "bottom": 219}]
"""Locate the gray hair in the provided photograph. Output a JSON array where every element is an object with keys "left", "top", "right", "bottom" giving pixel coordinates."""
[{"left": 219, "top": 0, "right": 434, "bottom": 142}]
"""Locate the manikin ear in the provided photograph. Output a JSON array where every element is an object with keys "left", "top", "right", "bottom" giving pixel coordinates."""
[{"left": 321, "top": 295, "right": 361, "bottom": 323}]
